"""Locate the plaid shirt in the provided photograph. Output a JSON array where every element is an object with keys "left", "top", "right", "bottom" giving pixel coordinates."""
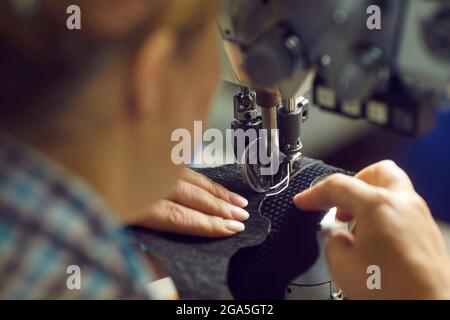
[{"left": 0, "top": 134, "right": 155, "bottom": 299}]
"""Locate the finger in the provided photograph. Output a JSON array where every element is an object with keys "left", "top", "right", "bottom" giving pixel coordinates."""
[
  {"left": 170, "top": 181, "right": 249, "bottom": 221},
  {"left": 325, "top": 230, "right": 359, "bottom": 294},
  {"left": 293, "top": 173, "right": 378, "bottom": 217},
  {"left": 181, "top": 169, "right": 248, "bottom": 207},
  {"left": 336, "top": 209, "right": 353, "bottom": 222},
  {"left": 142, "top": 199, "right": 245, "bottom": 238},
  {"left": 326, "top": 229, "right": 355, "bottom": 268},
  {"left": 355, "top": 160, "right": 414, "bottom": 192},
  {"left": 335, "top": 209, "right": 357, "bottom": 235}
]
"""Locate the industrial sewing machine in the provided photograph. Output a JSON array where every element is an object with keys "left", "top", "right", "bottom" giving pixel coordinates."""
[
  {"left": 136, "top": 0, "right": 449, "bottom": 300},
  {"left": 217, "top": 0, "right": 450, "bottom": 299}
]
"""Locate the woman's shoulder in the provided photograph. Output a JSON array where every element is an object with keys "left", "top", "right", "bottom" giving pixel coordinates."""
[{"left": 0, "top": 134, "right": 153, "bottom": 299}]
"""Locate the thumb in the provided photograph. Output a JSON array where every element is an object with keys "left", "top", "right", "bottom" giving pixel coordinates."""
[{"left": 326, "top": 230, "right": 357, "bottom": 288}]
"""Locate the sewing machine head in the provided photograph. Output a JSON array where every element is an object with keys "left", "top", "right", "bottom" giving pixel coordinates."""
[{"left": 218, "top": 0, "right": 449, "bottom": 192}]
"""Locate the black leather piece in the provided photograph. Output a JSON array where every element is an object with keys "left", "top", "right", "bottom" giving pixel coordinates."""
[{"left": 131, "top": 158, "right": 349, "bottom": 299}]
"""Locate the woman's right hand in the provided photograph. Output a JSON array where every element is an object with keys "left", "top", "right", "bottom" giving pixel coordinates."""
[{"left": 294, "top": 160, "right": 450, "bottom": 299}]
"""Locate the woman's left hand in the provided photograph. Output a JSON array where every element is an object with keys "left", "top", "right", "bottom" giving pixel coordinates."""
[{"left": 136, "top": 168, "right": 249, "bottom": 237}]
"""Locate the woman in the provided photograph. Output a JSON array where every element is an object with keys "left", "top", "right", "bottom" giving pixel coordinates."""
[
  {"left": 0, "top": 0, "right": 248, "bottom": 299},
  {"left": 1, "top": 0, "right": 449, "bottom": 299}
]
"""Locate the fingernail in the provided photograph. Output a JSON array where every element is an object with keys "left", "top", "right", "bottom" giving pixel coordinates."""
[
  {"left": 225, "top": 220, "right": 245, "bottom": 233},
  {"left": 293, "top": 193, "right": 303, "bottom": 206},
  {"left": 230, "top": 193, "right": 248, "bottom": 208},
  {"left": 230, "top": 206, "right": 250, "bottom": 221}
]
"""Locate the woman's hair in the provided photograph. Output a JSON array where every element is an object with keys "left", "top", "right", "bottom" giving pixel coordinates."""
[{"left": 0, "top": 0, "right": 215, "bottom": 124}]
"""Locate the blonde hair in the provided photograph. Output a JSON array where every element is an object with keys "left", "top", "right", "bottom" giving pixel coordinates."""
[{"left": 0, "top": 0, "right": 216, "bottom": 121}]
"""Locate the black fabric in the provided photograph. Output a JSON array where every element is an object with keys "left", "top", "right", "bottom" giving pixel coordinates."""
[
  {"left": 132, "top": 158, "right": 349, "bottom": 299},
  {"left": 131, "top": 164, "right": 270, "bottom": 299},
  {"left": 228, "top": 159, "right": 348, "bottom": 299}
]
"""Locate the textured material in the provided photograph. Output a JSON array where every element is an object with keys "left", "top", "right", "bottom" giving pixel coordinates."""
[
  {"left": 132, "top": 164, "right": 270, "bottom": 300},
  {"left": 132, "top": 158, "right": 348, "bottom": 299},
  {"left": 229, "top": 159, "right": 347, "bottom": 299}
]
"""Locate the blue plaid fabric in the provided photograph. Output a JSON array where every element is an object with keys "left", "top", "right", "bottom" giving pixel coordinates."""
[{"left": 0, "top": 133, "right": 155, "bottom": 299}]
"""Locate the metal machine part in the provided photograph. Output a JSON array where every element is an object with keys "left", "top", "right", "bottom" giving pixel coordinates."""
[
  {"left": 328, "top": 45, "right": 390, "bottom": 102},
  {"left": 242, "top": 144, "right": 290, "bottom": 194},
  {"left": 219, "top": 0, "right": 450, "bottom": 137},
  {"left": 231, "top": 87, "right": 262, "bottom": 160},
  {"left": 232, "top": 87, "right": 259, "bottom": 123},
  {"left": 278, "top": 97, "right": 309, "bottom": 157},
  {"left": 241, "top": 90, "right": 285, "bottom": 193},
  {"left": 256, "top": 89, "right": 281, "bottom": 164},
  {"left": 235, "top": 88, "right": 309, "bottom": 193}
]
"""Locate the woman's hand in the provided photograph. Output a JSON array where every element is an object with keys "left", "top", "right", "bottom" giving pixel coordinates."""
[
  {"left": 294, "top": 160, "right": 450, "bottom": 299},
  {"left": 137, "top": 168, "right": 249, "bottom": 238}
]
